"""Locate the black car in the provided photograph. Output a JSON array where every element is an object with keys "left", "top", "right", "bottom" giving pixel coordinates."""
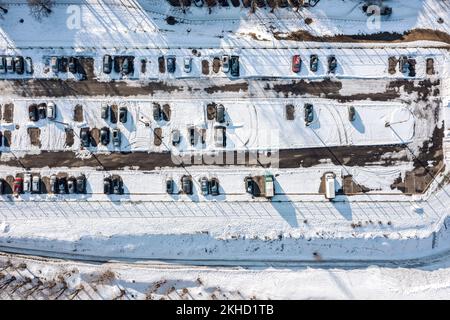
[
  {"left": 68, "top": 57, "right": 77, "bottom": 73},
  {"left": 230, "top": 55, "right": 239, "bottom": 77},
  {"left": 153, "top": 103, "right": 161, "bottom": 121},
  {"left": 76, "top": 175, "right": 86, "bottom": 194},
  {"left": 100, "top": 127, "right": 110, "bottom": 145},
  {"left": 103, "top": 55, "right": 112, "bottom": 74},
  {"left": 216, "top": 104, "right": 225, "bottom": 123},
  {"left": 80, "top": 128, "right": 91, "bottom": 147},
  {"left": 0, "top": 179, "right": 4, "bottom": 195},
  {"left": 119, "top": 107, "right": 127, "bottom": 123},
  {"left": 37, "top": 103, "right": 47, "bottom": 119},
  {"left": 310, "top": 54, "right": 319, "bottom": 72},
  {"left": 58, "top": 178, "right": 67, "bottom": 194},
  {"left": 210, "top": 178, "right": 219, "bottom": 196},
  {"left": 166, "top": 179, "right": 174, "bottom": 194},
  {"left": 181, "top": 175, "right": 193, "bottom": 195},
  {"left": 348, "top": 106, "right": 356, "bottom": 122},
  {"left": 112, "top": 177, "right": 123, "bottom": 195},
  {"left": 166, "top": 56, "right": 176, "bottom": 73},
  {"left": 28, "top": 104, "right": 38, "bottom": 121},
  {"left": 245, "top": 177, "right": 254, "bottom": 195},
  {"left": 304, "top": 103, "right": 314, "bottom": 125},
  {"left": 327, "top": 56, "right": 337, "bottom": 73},
  {"left": 103, "top": 177, "right": 111, "bottom": 194},
  {"left": 14, "top": 56, "right": 24, "bottom": 74},
  {"left": 59, "top": 57, "right": 68, "bottom": 72}
]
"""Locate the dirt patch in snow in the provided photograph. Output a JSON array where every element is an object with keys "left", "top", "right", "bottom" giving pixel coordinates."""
[
  {"left": 273, "top": 29, "right": 450, "bottom": 45},
  {"left": 204, "top": 82, "right": 248, "bottom": 94},
  {"left": 27, "top": 128, "right": 41, "bottom": 147},
  {"left": 2, "top": 103, "right": 14, "bottom": 123}
]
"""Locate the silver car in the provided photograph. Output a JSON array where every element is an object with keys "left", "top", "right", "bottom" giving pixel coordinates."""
[
  {"left": 32, "top": 176, "right": 40, "bottom": 193},
  {"left": 183, "top": 57, "right": 192, "bottom": 73},
  {"left": 5, "top": 57, "right": 14, "bottom": 73},
  {"left": 47, "top": 102, "right": 56, "bottom": 120},
  {"left": 222, "top": 55, "right": 230, "bottom": 73}
]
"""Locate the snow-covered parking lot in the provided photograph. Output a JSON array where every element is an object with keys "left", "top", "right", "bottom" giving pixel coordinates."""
[{"left": 1, "top": 98, "right": 415, "bottom": 153}]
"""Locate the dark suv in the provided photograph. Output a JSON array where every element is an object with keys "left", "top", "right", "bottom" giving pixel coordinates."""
[
  {"left": 304, "top": 103, "right": 314, "bottom": 125},
  {"left": 181, "top": 175, "right": 193, "bottom": 195},
  {"left": 103, "top": 55, "right": 112, "bottom": 74},
  {"left": 230, "top": 56, "right": 239, "bottom": 77}
]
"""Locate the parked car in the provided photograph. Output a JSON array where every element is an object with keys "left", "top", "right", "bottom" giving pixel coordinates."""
[
  {"left": 167, "top": 56, "right": 176, "bottom": 73},
  {"left": 100, "top": 127, "right": 110, "bottom": 145},
  {"left": 0, "top": 179, "right": 4, "bottom": 195},
  {"left": 5, "top": 56, "right": 14, "bottom": 73},
  {"left": 25, "top": 57, "right": 33, "bottom": 74},
  {"left": 23, "top": 173, "right": 31, "bottom": 193},
  {"left": 28, "top": 104, "right": 38, "bottom": 121},
  {"left": 181, "top": 175, "right": 193, "bottom": 195},
  {"left": 210, "top": 178, "right": 219, "bottom": 196},
  {"left": 80, "top": 128, "right": 91, "bottom": 147},
  {"left": 230, "top": 55, "right": 239, "bottom": 77},
  {"left": 76, "top": 175, "right": 86, "bottom": 194},
  {"left": 103, "top": 55, "right": 112, "bottom": 74},
  {"left": 49, "top": 175, "right": 57, "bottom": 194},
  {"left": 101, "top": 104, "right": 109, "bottom": 120},
  {"left": 245, "top": 177, "right": 254, "bottom": 195},
  {"left": 171, "top": 129, "right": 181, "bottom": 146},
  {"left": 59, "top": 57, "right": 68, "bottom": 72},
  {"left": 216, "top": 104, "right": 225, "bottom": 123},
  {"left": 304, "top": 103, "right": 314, "bottom": 125},
  {"left": 112, "top": 177, "right": 123, "bottom": 195},
  {"left": 68, "top": 57, "right": 77, "bottom": 73},
  {"left": 121, "top": 57, "right": 130, "bottom": 75},
  {"left": 166, "top": 179, "right": 174, "bottom": 194},
  {"left": 328, "top": 55, "right": 337, "bottom": 73},
  {"left": 348, "top": 106, "right": 356, "bottom": 122},
  {"left": 14, "top": 56, "right": 24, "bottom": 74},
  {"left": 13, "top": 177, "right": 23, "bottom": 194},
  {"left": 0, "top": 57, "right": 5, "bottom": 73},
  {"left": 38, "top": 103, "right": 47, "bottom": 119},
  {"left": 119, "top": 106, "right": 127, "bottom": 123},
  {"left": 47, "top": 102, "right": 56, "bottom": 120},
  {"left": 310, "top": 54, "right": 319, "bottom": 72},
  {"left": 183, "top": 57, "right": 192, "bottom": 73},
  {"left": 32, "top": 176, "right": 40, "bottom": 193},
  {"left": 292, "top": 55, "right": 301, "bottom": 73},
  {"left": 214, "top": 126, "right": 226, "bottom": 147},
  {"left": 58, "top": 178, "right": 66, "bottom": 194},
  {"left": 200, "top": 177, "right": 209, "bottom": 196},
  {"left": 112, "top": 128, "right": 121, "bottom": 147},
  {"left": 222, "top": 55, "right": 230, "bottom": 73},
  {"left": 50, "top": 56, "right": 59, "bottom": 73},
  {"left": 153, "top": 103, "right": 161, "bottom": 121},
  {"left": 67, "top": 178, "right": 76, "bottom": 194},
  {"left": 103, "top": 177, "right": 111, "bottom": 194},
  {"left": 189, "top": 127, "right": 196, "bottom": 146}
]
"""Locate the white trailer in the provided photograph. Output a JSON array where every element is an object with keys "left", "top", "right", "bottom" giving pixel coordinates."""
[
  {"left": 325, "top": 173, "right": 336, "bottom": 200},
  {"left": 265, "top": 174, "right": 274, "bottom": 198}
]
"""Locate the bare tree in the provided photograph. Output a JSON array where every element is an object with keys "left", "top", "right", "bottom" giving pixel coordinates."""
[{"left": 27, "top": 0, "right": 55, "bottom": 21}]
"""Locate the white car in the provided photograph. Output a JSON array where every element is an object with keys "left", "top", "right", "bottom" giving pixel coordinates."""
[
  {"left": 193, "top": 0, "right": 204, "bottom": 7},
  {"left": 25, "top": 57, "right": 33, "bottom": 74},
  {"left": 222, "top": 55, "right": 230, "bottom": 73},
  {"left": 47, "top": 102, "right": 56, "bottom": 120},
  {"left": 5, "top": 57, "right": 14, "bottom": 73},
  {"left": 0, "top": 57, "right": 6, "bottom": 74},
  {"left": 32, "top": 176, "right": 40, "bottom": 193},
  {"left": 183, "top": 57, "right": 192, "bottom": 73},
  {"left": 23, "top": 173, "right": 31, "bottom": 193}
]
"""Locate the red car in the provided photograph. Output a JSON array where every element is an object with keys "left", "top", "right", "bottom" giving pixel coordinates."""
[
  {"left": 292, "top": 55, "right": 301, "bottom": 73},
  {"left": 13, "top": 177, "right": 23, "bottom": 194}
]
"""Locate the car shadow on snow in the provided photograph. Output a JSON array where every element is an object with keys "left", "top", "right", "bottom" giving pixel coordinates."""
[
  {"left": 330, "top": 196, "right": 352, "bottom": 221},
  {"left": 270, "top": 179, "right": 299, "bottom": 228}
]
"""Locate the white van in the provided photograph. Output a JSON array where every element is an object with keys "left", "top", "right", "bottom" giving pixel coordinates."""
[
  {"left": 265, "top": 174, "right": 274, "bottom": 198},
  {"left": 325, "top": 173, "right": 335, "bottom": 200}
]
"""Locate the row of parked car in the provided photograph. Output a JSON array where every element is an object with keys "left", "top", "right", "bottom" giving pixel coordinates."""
[
  {"left": 292, "top": 54, "right": 337, "bottom": 73},
  {"left": 6, "top": 174, "right": 86, "bottom": 195},
  {"left": 0, "top": 56, "right": 32, "bottom": 75},
  {"left": 103, "top": 54, "right": 240, "bottom": 76},
  {"left": 302, "top": 103, "right": 356, "bottom": 125},
  {"left": 49, "top": 56, "right": 82, "bottom": 75},
  {"left": 101, "top": 104, "right": 128, "bottom": 123},
  {"left": 166, "top": 176, "right": 220, "bottom": 196},
  {"left": 28, "top": 102, "right": 57, "bottom": 121},
  {"left": 80, "top": 127, "right": 122, "bottom": 147}
]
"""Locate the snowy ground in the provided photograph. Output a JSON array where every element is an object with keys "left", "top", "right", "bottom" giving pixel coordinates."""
[
  {"left": 0, "top": 0, "right": 449, "bottom": 300},
  {"left": 3, "top": 251, "right": 450, "bottom": 300}
]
